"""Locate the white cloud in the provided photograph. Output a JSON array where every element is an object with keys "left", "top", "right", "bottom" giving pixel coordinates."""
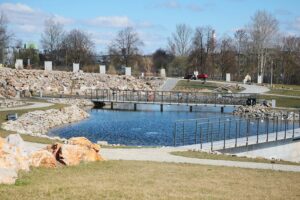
[
  {"left": 52, "top": 14, "right": 74, "bottom": 25},
  {"left": 87, "top": 16, "right": 133, "bottom": 28},
  {"left": 0, "top": 3, "right": 34, "bottom": 14}
]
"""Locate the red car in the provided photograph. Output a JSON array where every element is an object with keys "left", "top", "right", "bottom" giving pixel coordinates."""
[{"left": 197, "top": 73, "right": 208, "bottom": 79}]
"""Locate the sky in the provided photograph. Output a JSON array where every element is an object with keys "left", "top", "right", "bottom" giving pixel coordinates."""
[{"left": 1, "top": 0, "right": 300, "bottom": 54}]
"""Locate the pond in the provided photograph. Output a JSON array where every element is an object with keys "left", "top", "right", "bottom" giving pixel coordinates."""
[{"left": 48, "top": 104, "right": 236, "bottom": 146}]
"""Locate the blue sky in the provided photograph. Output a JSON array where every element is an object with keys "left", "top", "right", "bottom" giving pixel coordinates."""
[{"left": 1, "top": 0, "right": 300, "bottom": 53}]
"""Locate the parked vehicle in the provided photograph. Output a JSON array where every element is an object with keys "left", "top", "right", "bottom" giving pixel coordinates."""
[
  {"left": 184, "top": 74, "right": 196, "bottom": 80},
  {"left": 197, "top": 73, "right": 208, "bottom": 83}
]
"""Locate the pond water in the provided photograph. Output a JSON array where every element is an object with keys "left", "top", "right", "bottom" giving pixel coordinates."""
[{"left": 48, "top": 104, "right": 236, "bottom": 146}]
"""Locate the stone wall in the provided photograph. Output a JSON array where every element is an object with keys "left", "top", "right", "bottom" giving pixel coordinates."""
[{"left": 0, "top": 68, "right": 162, "bottom": 98}]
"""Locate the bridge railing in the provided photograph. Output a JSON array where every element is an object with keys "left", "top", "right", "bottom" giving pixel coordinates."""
[
  {"left": 88, "top": 89, "right": 257, "bottom": 106},
  {"left": 174, "top": 113, "right": 300, "bottom": 150}
]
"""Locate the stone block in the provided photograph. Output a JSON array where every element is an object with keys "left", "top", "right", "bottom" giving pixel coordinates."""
[
  {"left": 15, "top": 59, "right": 23, "bottom": 70},
  {"left": 125, "top": 67, "right": 131, "bottom": 76},
  {"left": 160, "top": 68, "right": 166, "bottom": 78},
  {"left": 99, "top": 65, "right": 106, "bottom": 74},
  {"left": 73, "top": 63, "right": 79, "bottom": 72},
  {"left": 44, "top": 61, "right": 52, "bottom": 71},
  {"left": 226, "top": 73, "right": 231, "bottom": 82}
]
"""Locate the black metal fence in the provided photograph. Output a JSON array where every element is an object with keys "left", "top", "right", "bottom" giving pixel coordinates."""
[
  {"left": 88, "top": 89, "right": 257, "bottom": 106},
  {"left": 173, "top": 113, "right": 300, "bottom": 150}
]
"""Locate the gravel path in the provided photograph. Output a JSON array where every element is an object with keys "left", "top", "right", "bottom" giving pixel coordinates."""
[
  {"left": 101, "top": 147, "right": 300, "bottom": 172},
  {"left": 0, "top": 102, "right": 53, "bottom": 111}
]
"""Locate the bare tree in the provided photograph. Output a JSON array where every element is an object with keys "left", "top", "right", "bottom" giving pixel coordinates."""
[
  {"left": 189, "top": 26, "right": 215, "bottom": 73},
  {"left": 168, "top": 24, "right": 193, "bottom": 56},
  {"left": 109, "top": 27, "right": 143, "bottom": 68},
  {"left": 249, "top": 10, "right": 278, "bottom": 82},
  {"left": 218, "top": 36, "right": 236, "bottom": 79},
  {"left": 234, "top": 29, "right": 249, "bottom": 76},
  {"left": 40, "top": 18, "right": 64, "bottom": 64},
  {"left": 61, "top": 29, "right": 95, "bottom": 65},
  {"left": 0, "top": 12, "right": 11, "bottom": 64}
]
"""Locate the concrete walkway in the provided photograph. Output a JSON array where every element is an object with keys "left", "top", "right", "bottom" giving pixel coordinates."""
[
  {"left": 0, "top": 102, "right": 53, "bottom": 111},
  {"left": 101, "top": 146, "right": 300, "bottom": 172},
  {"left": 159, "top": 78, "right": 180, "bottom": 91}
]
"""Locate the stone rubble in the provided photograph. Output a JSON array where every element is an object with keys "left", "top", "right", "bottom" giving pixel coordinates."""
[
  {"left": 0, "top": 99, "right": 28, "bottom": 108},
  {"left": 0, "top": 68, "right": 162, "bottom": 98},
  {"left": 233, "top": 105, "right": 300, "bottom": 120},
  {"left": 47, "top": 98, "right": 94, "bottom": 107},
  {"left": 1, "top": 105, "right": 89, "bottom": 136},
  {"left": 0, "top": 134, "right": 104, "bottom": 184}
]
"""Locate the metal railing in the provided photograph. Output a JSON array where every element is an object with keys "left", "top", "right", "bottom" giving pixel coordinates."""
[
  {"left": 173, "top": 112, "right": 300, "bottom": 150},
  {"left": 87, "top": 89, "right": 257, "bottom": 106}
]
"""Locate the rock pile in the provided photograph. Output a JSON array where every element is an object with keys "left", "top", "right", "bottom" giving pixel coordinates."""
[
  {"left": 233, "top": 105, "right": 300, "bottom": 120},
  {"left": 0, "top": 68, "right": 161, "bottom": 98},
  {"left": 47, "top": 98, "right": 94, "bottom": 107},
  {"left": 1, "top": 105, "right": 89, "bottom": 136},
  {"left": 0, "top": 134, "right": 104, "bottom": 184},
  {"left": 0, "top": 99, "right": 28, "bottom": 108}
]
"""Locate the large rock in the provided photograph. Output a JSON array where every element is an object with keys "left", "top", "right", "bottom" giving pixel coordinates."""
[
  {"left": 30, "top": 150, "right": 57, "bottom": 168},
  {"left": 68, "top": 137, "right": 100, "bottom": 152},
  {"left": 46, "top": 137, "right": 104, "bottom": 166},
  {"left": 0, "top": 168, "right": 18, "bottom": 184}
]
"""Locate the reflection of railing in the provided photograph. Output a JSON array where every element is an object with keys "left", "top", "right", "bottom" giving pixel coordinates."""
[
  {"left": 87, "top": 89, "right": 257, "bottom": 106},
  {"left": 174, "top": 113, "right": 300, "bottom": 150}
]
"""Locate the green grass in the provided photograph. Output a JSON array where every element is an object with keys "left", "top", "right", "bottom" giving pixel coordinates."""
[
  {"left": 258, "top": 95, "right": 300, "bottom": 108},
  {"left": 174, "top": 80, "right": 220, "bottom": 91},
  {"left": 271, "top": 84, "right": 300, "bottom": 90},
  {"left": 267, "top": 89, "right": 300, "bottom": 97},
  {"left": 171, "top": 151, "right": 300, "bottom": 166},
  {"left": 0, "top": 161, "right": 299, "bottom": 200},
  {"left": 174, "top": 80, "right": 243, "bottom": 93},
  {"left": 0, "top": 100, "right": 67, "bottom": 144}
]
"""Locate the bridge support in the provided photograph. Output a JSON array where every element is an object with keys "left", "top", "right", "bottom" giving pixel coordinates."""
[
  {"left": 110, "top": 102, "right": 114, "bottom": 110},
  {"left": 160, "top": 104, "right": 163, "bottom": 112},
  {"left": 134, "top": 103, "right": 137, "bottom": 111},
  {"left": 189, "top": 106, "right": 192, "bottom": 112}
]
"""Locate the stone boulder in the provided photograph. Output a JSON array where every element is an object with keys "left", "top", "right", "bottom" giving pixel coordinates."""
[
  {"left": 30, "top": 150, "right": 57, "bottom": 168},
  {"left": 0, "top": 168, "right": 18, "bottom": 184},
  {"left": 46, "top": 137, "right": 104, "bottom": 166},
  {"left": 68, "top": 137, "right": 100, "bottom": 152}
]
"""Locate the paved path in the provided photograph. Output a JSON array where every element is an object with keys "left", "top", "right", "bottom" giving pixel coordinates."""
[
  {"left": 159, "top": 78, "right": 180, "bottom": 91},
  {"left": 0, "top": 102, "right": 53, "bottom": 111},
  {"left": 101, "top": 147, "right": 300, "bottom": 172},
  {"left": 207, "top": 80, "right": 270, "bottom": 94}
]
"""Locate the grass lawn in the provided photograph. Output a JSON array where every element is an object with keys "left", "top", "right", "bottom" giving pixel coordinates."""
[
  {"left": 174, "top": 80, "right": 221, "bottom": 91},
  {"left": 0, "top": 160, "right": 299, "bottom": 200},
  {"left": 171, "top": 151, "right": 300, "bottom": 166},
  {"left": 258, "top": 95, "right": 300, "bottom": 108},
  {"left": 0, "top": 100, "right": 67, "bottom": 144},
  {"left": 267, "top": 89, "right": 300, "bottom": 97},
  {"left": 174, "top": 80, "right": 243, "bottom": 93}
]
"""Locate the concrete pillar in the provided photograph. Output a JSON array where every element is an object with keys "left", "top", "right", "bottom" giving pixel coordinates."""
[
  {"left": 110, "top": 102, "right": 114, "bottom": 110},
  {"left": 160, "top": 104, "right": 163, "bottom": 112},
  {"left": 44, "top": 61, "right": 52, "bottom": 71},
  {"left": 99, "top": 65, "right": 106, "bottom": 74},
  {"left": 160, "top": 68, "right": 166, "bottom": 78},
  {"left": 134, "top": 103, "right": 137, "bottom": 111},
  {"left": 15, "top": 59, "right": 23, "bottom": 69},
  {"left": 221, "top": 106, "right": 224, "bottom": 113},
  {"left": 125, "top": 67, "right": 131, "bottom": 76},
  {"left": 73, "top": 63, "right": 79, "bottom": 72},
  {"left": 226, "top": 73, "right": 231, "bottom": 82},
  {"left": 189, "top": 106, "right": 193, "bottom": 112}
]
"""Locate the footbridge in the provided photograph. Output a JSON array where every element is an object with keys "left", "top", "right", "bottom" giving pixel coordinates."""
[{"left": 88, "top": 89, "right": 257, "bottom": 111}]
